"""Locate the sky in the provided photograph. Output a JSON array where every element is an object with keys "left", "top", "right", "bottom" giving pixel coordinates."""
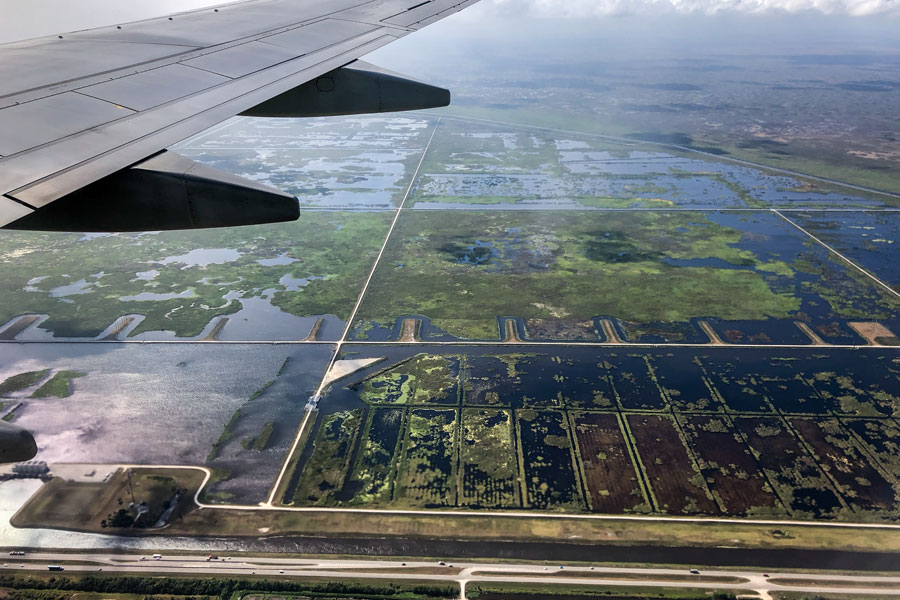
[{"left": 0, "top": 0, "right": 897, "bottom": 43}]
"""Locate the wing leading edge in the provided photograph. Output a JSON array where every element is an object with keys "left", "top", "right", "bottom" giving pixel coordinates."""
[{"left": 0, "top": 0, "right": 481, "bottom": 231}]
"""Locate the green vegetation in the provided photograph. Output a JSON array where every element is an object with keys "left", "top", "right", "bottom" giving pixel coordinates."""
[
  {"left": 12, "top": 468, "right": 205, "bottom": 532},
  {"left": 0, "top": 574, "right": 454, "bottom": 600},
  {"left": 277, "top": 349, "right": 900, "bottom": 521},
  {"left": 460, "top": 408, "right": 519, "bottom": 507},
  {"left": 0, "top": 211, "right": 391, "bottom": 338},
  {"left": 207, "top": 409, "right": 244, "bottom": 461},
  {"left": 30, "top": 370, "right": 85, "bottom": 398},
  {"left": 359, "top": 354, "right": 458, "bottom": 405},
  {"left": 249, "top": 380, "right": 275, "bottom": 401},
  {"left": 354, "top": 211, "right": 801, "bottom": 339},
  {"left": 241, "top": 421, "right": 276, "bottom": 451},
  {"left": 290, "top": 410, "right": 364, "bottom": 505},
  {"left": 0, "top": 370, "right": 49, "bottom": 396},
  {"left": 467, "top": 583, "right": 738, "bottom": 599}
]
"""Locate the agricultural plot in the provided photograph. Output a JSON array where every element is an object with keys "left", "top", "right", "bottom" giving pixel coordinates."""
[
  {"left": 843, "top": 418, "right": 900, "bottom": 476},
  {"left": 343, "top": 407, "right": 405, "bottom": 505},
  {"left": 626, "top": 414, "right": 718, "bottom": 515},
  {"left": 651, "top": 356, "right": 720, "bottom": 411},
  {"left": 736, "top": 416, "right": 845, "bottom": 518},
  {"left": 700, "top": 356, "right": 772, "bottom": 413},
  {"left": 288, "top": 409, "right": 364, "bottom": 506},
  {"left": 460, "top": 409, "right": 520, "bottom": 508},
  {"left": 605, "top": 355, "right": 666, "bottom": 410},
  {"left": 808, "top": 367, "right": 900, "bottom": 417},
  {"left": 352, "top": 210, "right": 900, "bottom": 342},
  {"left": 279, "top": 347, "right": 900, "bottom": 520},
  {"left": 394, "top": 408, "right": 458, "bottom": 508},
  {"left": 359, "top": 354, "right": 459, "bottom": 405},
  {"left": 677, "top": 414, "right": 783, "bottom": 516},
  {"left": 517, "top": 409, "right": 585, "bottom": 510},
  {"left": 789, "top": 417, "right": 898, "bottom": 515},
  {"left": 571, "top": 412, "right": 647, "bottom": 513}
]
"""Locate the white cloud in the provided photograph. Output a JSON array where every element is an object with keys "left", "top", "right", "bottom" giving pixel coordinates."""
[{"left": 475, "top": 0, "right": 900, "bottom": 16}]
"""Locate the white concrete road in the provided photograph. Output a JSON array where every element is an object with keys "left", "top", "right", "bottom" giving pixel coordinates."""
[{"left": 4, "top": 551, "right": 900, "bottom": 599}]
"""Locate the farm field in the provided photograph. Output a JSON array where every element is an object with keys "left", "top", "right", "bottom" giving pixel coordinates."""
[{"left": 280, "top": 345, "right": 900, "bottom": 520}]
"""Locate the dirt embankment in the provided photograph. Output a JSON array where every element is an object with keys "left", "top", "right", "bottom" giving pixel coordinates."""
[
  {"left": 398, "top": 318, "right": 419, "bottom": 342},
  {"left": 849, "top": 322, "right": 899, "bottom": 346}
]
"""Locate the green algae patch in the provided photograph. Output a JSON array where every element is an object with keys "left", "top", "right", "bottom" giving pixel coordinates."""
[{"left": 30, "top": 370, "right": 85, "bottom": 398}]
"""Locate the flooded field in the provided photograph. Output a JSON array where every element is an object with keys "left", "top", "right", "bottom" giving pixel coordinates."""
[
  {"left": 0, "top": 344, "right": 331, "bottom": 504},
  {"left": 174, "top": 116, "right": 433, "bottom": 209},
  {"left": 411, "top": 120, "right": 885, "bottom": 210},
  {"left": 280, "top": 345, "right": 900, "bottom": 520},
  {"left": 0, "top": 212, "right": 390, "bottom": 340},
  {"left": 352, "top": 210, "right": 900, "bottom": 342},
  {"left": 792, "top": 211, "right": 900, "bottom": 290},
  {"left": 2, "top": 113, "right": 900, "bottom": 540}
]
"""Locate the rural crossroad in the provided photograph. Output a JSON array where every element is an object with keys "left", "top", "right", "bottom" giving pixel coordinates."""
[{"left": 5, "top": 551, "right": 900, "bottom": 599}]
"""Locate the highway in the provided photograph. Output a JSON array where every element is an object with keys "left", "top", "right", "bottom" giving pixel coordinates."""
[{"left": 4, "top": 551, "right": 900, "bottom": 599}]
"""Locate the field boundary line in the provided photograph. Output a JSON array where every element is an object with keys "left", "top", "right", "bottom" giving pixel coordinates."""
[
  {"left": 772, "top": 209, "right": 900, "bottom": 301},
  {"left": 265, "top": 118, "right": 442, "bottom": 505}
]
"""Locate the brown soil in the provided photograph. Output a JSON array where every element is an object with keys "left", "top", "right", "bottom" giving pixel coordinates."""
[
  {"left": 202, "top": 317, "right": 229, "bottom": 341},
  {"left": 398, "top": 318, "right": 419, "bottom": 342},
  {"left": 697, "top": 321, "right": 726, "bottom": 345},
  {"left": 502, "top": 319, "right": 522, "bottom": 343},
  {"left": 626, "top": 414, "right": 719, "bottom": 515},
  {"left": 598, "top": 319, "right": 622, "bottom": 343},
  {"left": 572, "top": 412, "right": 646, "bottom": 513},
  {"left": 304, "top": 317, "right": 325, "bottom": 342},
  {"left": 0, "top": 315, "right": 41, "bottom": 340},
  {"left": 100, "top": 316, "right": 136, "bottom": 341},
  {"left": 794, "top": 322, "right": 826, "bottom": 345},
  {"left": 848, "top": 322, "right": 898, "bottom": 346}
]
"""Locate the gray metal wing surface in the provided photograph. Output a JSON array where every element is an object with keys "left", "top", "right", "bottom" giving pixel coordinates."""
[{"left": 0, "top": 0, "right": 481, "bottom": 229}]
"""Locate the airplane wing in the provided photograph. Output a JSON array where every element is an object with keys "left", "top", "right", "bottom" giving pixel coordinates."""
[{"left": 0, "top": 0, "right": 480, "bottom": 232}]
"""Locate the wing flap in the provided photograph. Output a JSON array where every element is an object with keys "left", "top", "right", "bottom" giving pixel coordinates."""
[
  {"left": 0, "top": 92, "right": 134, "bottom": 156},
  {"left": 0, "top": 40, "right": 196, "bottom": 100},
  {"left": 78, "top": 64, "right": 230, "bottom": 112},
  {"left": 182, "top": 41, "right": 300, "bottom": 79},
  {"left": 2, "top": 30, "right": 397, "bottom": 209},
  {"left": 260, "top": 19, "right": 377, "bottom": 54},
  {"left": 0, "top": 197, "right": 32, "bottom": 224},
  {"left": 383, "top": 0, "right": 472, "bottom": 28},
  {"left": 0, "top": 0, "right": 483, "bottom": 227},
  {"left": 6, "top": 150, "right": 299, "bottom": 232}
]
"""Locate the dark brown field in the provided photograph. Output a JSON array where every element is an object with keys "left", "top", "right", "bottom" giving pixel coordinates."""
[
  {"left": 571, "top": 412, "right": 647, "bottom": 513},
  {"left": 679, "top": 414, "right": 782, "bottom": 516},
  {"left": 790, "top": 417, "right": 898, "bottom": 514},
  {"left": 627, "top": 414, "right": 718, "bottom": 515}
]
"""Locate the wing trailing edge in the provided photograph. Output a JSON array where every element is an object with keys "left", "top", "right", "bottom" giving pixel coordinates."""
[
  {"left": 4, "top": 151, "right": 299, "bottom": 232},
  {"left": 240, "top": 60, "right": 450, "bottom": 118}
]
